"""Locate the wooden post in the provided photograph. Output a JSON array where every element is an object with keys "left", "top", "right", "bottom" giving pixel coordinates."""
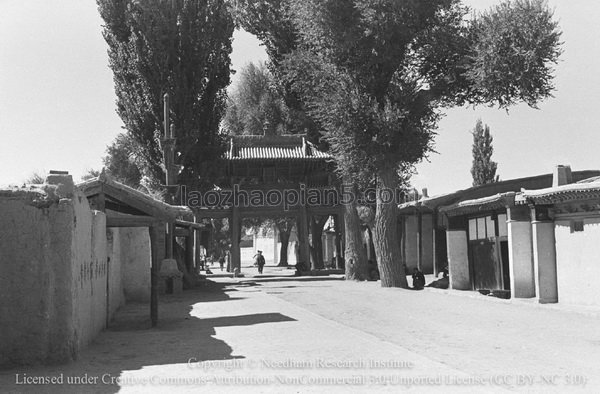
[
  {"left": 432, "top": 213, "right": 438, "bottom": 277},
  {"left": 334, "top": 210, "right": 345, "bottom": 269},
  {"left": 417, "top": 211, "right": 422, "bottom": 271},
  {"left": 231, "top": 206, "right": 241, "bottom": 272},
  {"left": 194, "top": 215, "right": 201, "bottom": 272},
  {"left": 273, "top": 223, "right": 278, "bottom": 265},
  {"left": 149, "top": 222, "right": 164, "bottom": 327},
  {"left": 185, "top": 226, "right": 194, "bottom": 273}
]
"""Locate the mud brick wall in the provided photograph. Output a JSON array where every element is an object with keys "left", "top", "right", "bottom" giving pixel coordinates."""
[
  {"left": 112, "top": 227, "right": 151, "bottom": 303},
  {"left": 0, "top": 178, "right": 124, "bottom": 367}
]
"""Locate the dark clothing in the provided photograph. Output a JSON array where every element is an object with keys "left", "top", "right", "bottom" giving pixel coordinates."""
[
  {"left": 255, "top": 254, "right": 265, "bottom": 274},
  {"left": 412, "top": 270, "right": 425, "bottom": 290}
]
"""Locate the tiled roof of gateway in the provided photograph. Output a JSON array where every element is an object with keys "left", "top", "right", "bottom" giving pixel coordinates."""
[{"left": 226, "top": 134, "right": 331, "bottom": 161}]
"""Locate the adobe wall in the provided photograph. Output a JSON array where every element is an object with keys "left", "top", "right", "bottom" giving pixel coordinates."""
[
  {"left": 106, "top": 228, "right": 124, "bottom": 318},
  {"left": 119, "top": 227, "right": 151, "bottom": 302},
  {"left": 555, "top": 217, "right": 600, "bottom": 307},
  {"left": 0, "top": 193, "right": 67, "bottom": 366},
  {"left": 0, "top": 178, "right": 125, "bottom": 367},
  {"left": 70, "top": 196, "right": 109, "bottom": 352}
]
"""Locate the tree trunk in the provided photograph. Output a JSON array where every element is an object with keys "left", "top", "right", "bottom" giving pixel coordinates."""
[
  {"left": 373, "top": 167, "right": 408, "bottom": 288},
  {"left": 310, "top": 215, "right": 327, "bottom": 269},
  {"left": 344, "top": 185, "right": 369, "bottom": 280},
  {"left": 275, "top": 218, "right": 294, "bottom": 267},
  {"left": 277, "top": 221, "right": 292, "bottom": 266}
]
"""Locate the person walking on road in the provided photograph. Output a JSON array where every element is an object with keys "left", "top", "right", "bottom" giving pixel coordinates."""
[{"left": 254, "top": 250, "right": 266, "bottom": 274}]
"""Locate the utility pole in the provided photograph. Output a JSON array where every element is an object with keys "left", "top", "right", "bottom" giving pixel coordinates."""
[{"left": 161, "top": 92, "right": 177, "bottom": 259}]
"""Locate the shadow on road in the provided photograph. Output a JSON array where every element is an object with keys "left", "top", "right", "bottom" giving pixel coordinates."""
[
  {"left": 198, "top": 313, "right": 296, "bottom": 328},
  {"left": 0, "top": 281, "right": 294, "bottom": 394}
]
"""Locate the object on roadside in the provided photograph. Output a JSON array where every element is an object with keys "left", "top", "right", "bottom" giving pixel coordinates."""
[
  {"left": 412, "top": 268, "right": 425, "bottom": 290},
  {"left": 426, "top": 276, "right": 449, "bottom": 289}
]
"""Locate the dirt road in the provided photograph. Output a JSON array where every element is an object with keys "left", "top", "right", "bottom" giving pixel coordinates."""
[{"left": 1, "top": 269, "right": 597, "bottom": 393}]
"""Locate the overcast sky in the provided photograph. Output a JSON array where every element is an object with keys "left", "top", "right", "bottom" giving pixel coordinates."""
[{"left": 1, "top": 1, "right": 599, "bottom": 195}]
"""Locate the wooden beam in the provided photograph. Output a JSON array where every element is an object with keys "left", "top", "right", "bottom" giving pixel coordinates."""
[
  {"left": 105, "top": 200, "right": 148, "bottom": 216},
  {"left": 104, "top": 183, "right": 173, "bottom": 221},
  {"left": 78, "top": 182, "right": 103, "bottom": 197},
  {"left": 106, "top": 215, "right": 157, "bottom": 228},
  {"left": 174, "top": 228, "right": 190, "bottom": 237},
  {"left": 175, "top": 218, "right": 205, "bottom": 230}
]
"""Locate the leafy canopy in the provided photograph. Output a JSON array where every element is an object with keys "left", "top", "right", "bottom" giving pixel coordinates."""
[
  {"left": 223, "top": 62, "right": 288, "bottom": 136},
  {"left": 283, "top": 0, "right": 561, "bottom": 181},
  {"left": 97, "top": 0, "right": 235, "bottom": 190}
]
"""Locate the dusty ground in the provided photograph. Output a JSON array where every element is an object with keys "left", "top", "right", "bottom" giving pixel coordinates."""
[{"left": 1, "top": 266, "right": 598, "bottom": 393}]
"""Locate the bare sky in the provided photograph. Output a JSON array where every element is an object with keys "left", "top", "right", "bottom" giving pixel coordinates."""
[{"left": 1, "top": 1, "right": 598, "bottom": 195}]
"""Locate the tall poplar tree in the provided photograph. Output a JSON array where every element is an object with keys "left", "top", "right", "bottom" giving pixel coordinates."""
[
  {"left": 471, "top": 119, "right": 499, "bottom": 186},
  {"left": 97, "top": 0, "right": 234, "bottom": 191}
]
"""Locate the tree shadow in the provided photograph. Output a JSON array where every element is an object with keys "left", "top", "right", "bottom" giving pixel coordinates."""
[
  {"left": 0, "top": 282, "right": 294, "bottom": 393},
  {"left": 198, "top": 313, "right": 296, "bottom": 328}
]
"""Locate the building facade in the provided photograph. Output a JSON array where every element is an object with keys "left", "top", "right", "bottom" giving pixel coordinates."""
[{"left": 400, "top": 166, "right": 600, "bottom": 307}]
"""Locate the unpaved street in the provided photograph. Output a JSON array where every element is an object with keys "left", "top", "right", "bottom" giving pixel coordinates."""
[{"left": 1, "top": 268, "right": 598, "bottom": 393}]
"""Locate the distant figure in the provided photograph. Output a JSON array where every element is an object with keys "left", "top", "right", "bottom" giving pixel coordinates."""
[
  {"left": 412, "top": 268, "right": 425, "bottom": 290},
  {"left": 218, "top": 255, "right": 225, "bottom": 271},
  {"left": 254, "top": 250, "right": 266, "bottom": 274}
]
